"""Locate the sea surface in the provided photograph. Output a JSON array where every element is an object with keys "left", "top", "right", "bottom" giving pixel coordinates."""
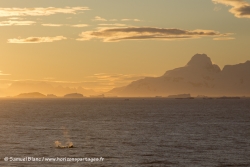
[{"left": 0, "top": 98, "right": 249, "bottom": 167}]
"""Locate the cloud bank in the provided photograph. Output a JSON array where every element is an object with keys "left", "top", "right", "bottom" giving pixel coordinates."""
[
  {"left": 0, "top": 7, "right": 89, "bottom": 17},
  {"left": 8, "top": 36, "right": 66, "bottom": 43},
  {"left": 213, "top": 0, "right": 250, "bottom": 18},
  {"left": 78, "top": 27, "right": 229, "bottom": 42}
]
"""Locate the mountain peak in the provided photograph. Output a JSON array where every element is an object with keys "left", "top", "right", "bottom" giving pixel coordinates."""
[
  {"left": 108, "top": 53, "right": 250, "bottom": 97},
  {"left": 187, "top": 54, "right": 213, "bottom": 68}
]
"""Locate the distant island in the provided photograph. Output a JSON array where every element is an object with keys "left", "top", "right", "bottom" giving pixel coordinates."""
[
  {"left": 16, "top": 92, "right": 46, "bottom": 98},
  {"left": 168, "top": 94, "right": 191, "bottom": 99},
  {"left": 8, "top": 92, "right": 246, "bottom": 99},
  {"left": 47, "top": 94, "right": 57, "bottom": 98},
  {"left": 3, "top": 82, "right": 97, "bottom": 97},
  {"left": 64, "top": 93, "right": 84, "bottom": 98},
  {"left": 217, "top": 96, "right": 241, "bottom": 99},
  {"left": 14, "top": 92, "right": 84, "bottom": 98}
]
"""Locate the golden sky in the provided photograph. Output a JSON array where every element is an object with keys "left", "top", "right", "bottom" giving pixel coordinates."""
[{"left": 0, "top": 0, "right": 250, "bottom": 94}]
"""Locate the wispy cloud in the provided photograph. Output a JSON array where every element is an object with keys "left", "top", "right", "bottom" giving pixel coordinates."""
[
  {"left": 78, "top": 27, "right": 230, "bottom": 42},
  {"left": 87, "top": 73, "right": 156, "bottom": 91},
  {"left": 0, "top": 20, "right": 35, "bottom": 26},
  {"left": 212, "top": 0, "right": 250, "bottom": 18},
  {"left": 121, "top": 19, "right": 141, "bottom": 22},
  {"left": 93, "top": 17, "right": 141, "bottom": 22},
  {"left": 0, "top": 7, "right": 90, "bottom": 17},
  {"left": 213, "top": 37, "right": 235, "bottom": 40},
  {"left": 93, "top": 16, "right": 107, "bottom": 21},
  {"left": 0, "top": 73, "right": 153, "bottom": 92},
  {"left": 98, "top": 23, "right": 127, "bottom": 27},
  {"left": 71, "top": 24, "right": 89, "bottom": 28},
  {"left": 8, "top": 36, "right": 66, "bottom": 43},
  {"left": 109, "top": 19, "right": 118, "bottom": 21},
  {"left": 92, "top": 73, "right": 153, "bottom": 82},
  {"left": 8, "top": 17, "right": 24, "bottom": 20},
  {"left": 0, "top": 21, "right": 89, "bottom": 28},
  {"left": 41, "top": 24, "right": 63, "bottom": 27},
  {"left": 41, "top": 23, "right": 89, "bottom": 27},
  {"left": 0, "top": 71, "right": 10, "bottom": 76}
]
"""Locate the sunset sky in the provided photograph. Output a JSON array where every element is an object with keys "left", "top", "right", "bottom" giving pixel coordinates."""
[{"left": 0, "top": 0, "right": 250, "bottom": 93}]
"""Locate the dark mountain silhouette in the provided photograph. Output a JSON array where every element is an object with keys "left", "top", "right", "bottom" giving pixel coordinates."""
[
  {"left": 15, "top": 92, "right": 46, "bottom": 98},
  {"left": 107, "top": 54, "right": 250, "bottom": 97},
  {"left": 64, "top": 93, "right": 84, "bottom": 98}
]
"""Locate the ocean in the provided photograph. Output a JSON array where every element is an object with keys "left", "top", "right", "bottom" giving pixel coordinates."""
[{"left": 0, "top": 98, "right": 249, "bottom": 167}]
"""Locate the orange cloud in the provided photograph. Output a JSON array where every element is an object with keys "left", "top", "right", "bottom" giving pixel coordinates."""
[
  {"left": 71, "top": 24, "right": 89, "bottom": 27},
  {"left": 93, "top": 16, "right": 107, "bottom": 21},
  {"left": 213, "top": 37, "right": 235, "bottom": 40},
  {"left": 41, "top": 24, "right": 63, "bottom": 27},
  {"left": 0, "top": 7, "right": 89, "bottom": 17},
  {"left": 78, "top": 27, "right": 231, "bottom": 42},
  {"left": 8, "top": 36, "right": 66, "bottom": 43},
  {"left": 98, "top": 23, "right": 127, "bottom": 27},
  {"left": 41, "top": 24, "right": 89, "bottom": 27},
  {"left": 0, "top": 20, "right": 35, "bottom": 26},
  {"left": 213, "top": 0, "right": 250, "bottom": 18},
  {"left": 121, "top": 19, "right": 141, "bottom": 22}
]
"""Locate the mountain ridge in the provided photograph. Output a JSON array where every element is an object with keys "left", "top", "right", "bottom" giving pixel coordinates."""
[{"left": 107, "top": 54, "right": 250, "bottom": 97}]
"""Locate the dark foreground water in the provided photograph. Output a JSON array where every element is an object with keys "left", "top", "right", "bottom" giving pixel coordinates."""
[{"left": 0, "top": 98, "right": 249, "bottom": 167}]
